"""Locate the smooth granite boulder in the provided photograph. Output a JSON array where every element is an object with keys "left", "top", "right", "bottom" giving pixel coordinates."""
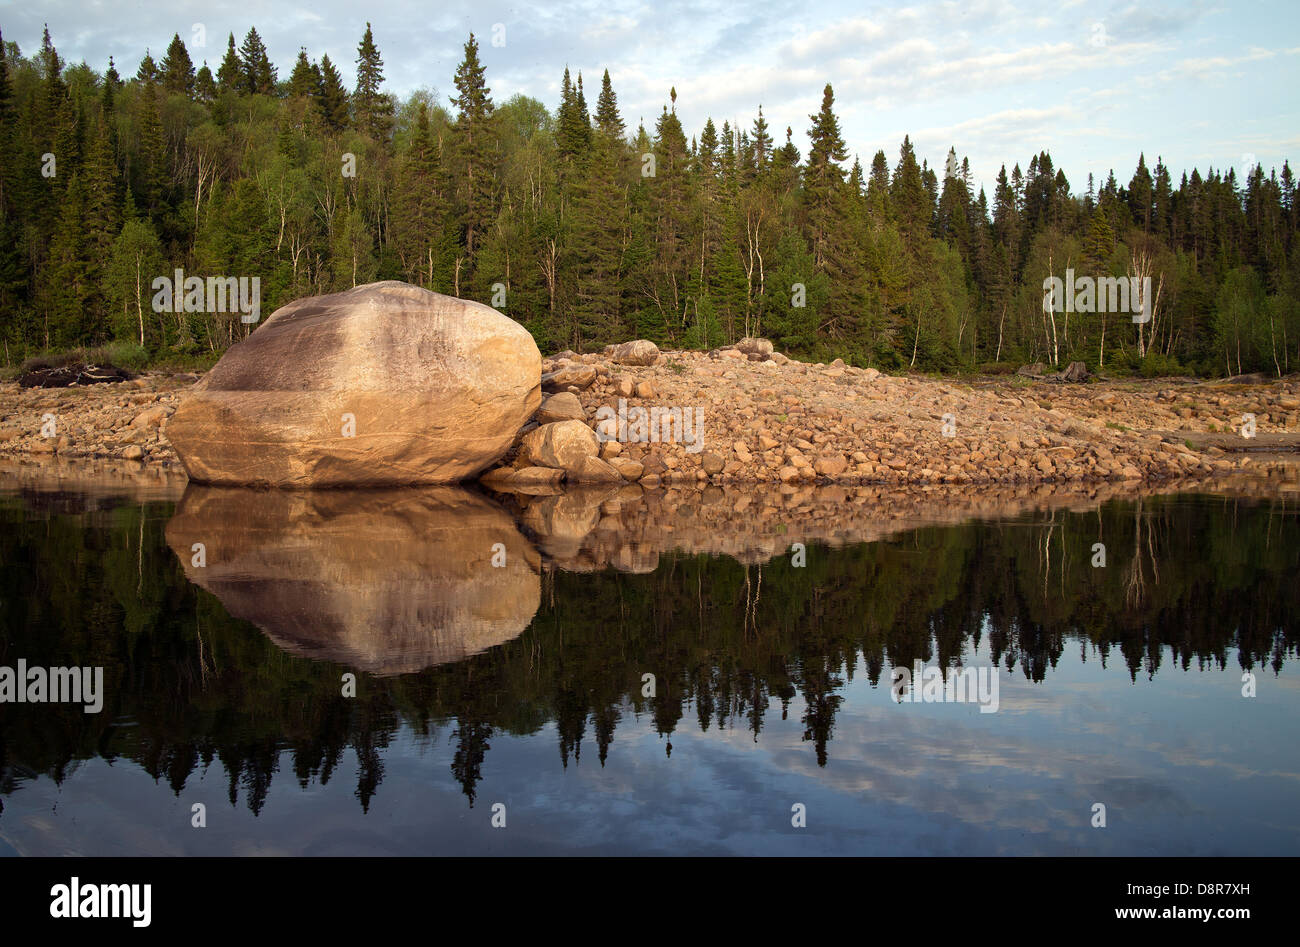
[{"left": 167, "top": 281, "right": 541, "bottom": 486}]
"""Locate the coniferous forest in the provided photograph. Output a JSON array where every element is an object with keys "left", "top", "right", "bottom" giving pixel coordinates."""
[{"left": 1, "top": 23, "right": 1298, "bottom": 377}]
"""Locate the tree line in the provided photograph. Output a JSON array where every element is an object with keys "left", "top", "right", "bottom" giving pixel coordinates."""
[{"left": 1, "top": 23, "right": 1297, "bottom": 376}]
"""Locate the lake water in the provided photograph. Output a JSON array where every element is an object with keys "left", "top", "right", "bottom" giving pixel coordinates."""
[{"left": 0, "top": 463, "right": 1297, "bottom": 856}]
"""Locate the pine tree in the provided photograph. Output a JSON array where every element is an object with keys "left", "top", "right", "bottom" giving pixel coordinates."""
[
  {"left": 195, "top": 63, "right": 217, "bottom": 101},
  {"left": 318, "top": 55, "right": 349, "bottom": 131},
  {"left": 450, "top": 33, "right": 496, "bottom": 261},
  {"left": 804, "top": 84, "right": 847, "bottom": 269},
  {"left": 891, "top": 135, "right": 929, "bottom": 247},
  {"left": 136, "top": 79, "right": 167, "bottom": 221},
  {"left": 239, "top": 28, "right": 276, "bottom": 96},
  {"left": 289, "top": 49, "right": 318, "bottom": 99},
  {"left": 135, "top": 50, "right": 158, "bottom": 85},
  {"left": 556, "top": 67, "right": 586, "bottom": 163},
  {"left": 353, "top": 23, "right": 394, "bottom": 140},
  {"left": 750, "top": 106, "right": 773, "bottom": 174},
  {"left": 160, "top": 33, "right": 195, "bottom": 96},
  {"left": 594, "top": 69, "right": 624, "bottom": 140},
  {"left": 216, "top": 34, "right": 242, "bottom": 93},
  {"left": 866, "top": 150, "right": 891, "bottom": 221}
]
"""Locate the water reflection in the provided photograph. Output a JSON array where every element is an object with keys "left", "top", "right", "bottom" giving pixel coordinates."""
[
  {"left": 0, "top": 463, "right": 1297, "bottom": 853},
  {"left": 164, "top": 486, "right": 541, "bottom": 675}
]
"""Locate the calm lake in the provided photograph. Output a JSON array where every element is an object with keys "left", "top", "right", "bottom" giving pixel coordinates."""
[{"left": 0, "top": 463, "right": 1297, "bottom": 856}]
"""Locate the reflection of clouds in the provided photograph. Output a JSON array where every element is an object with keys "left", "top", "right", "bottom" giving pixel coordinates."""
[{"left": 7, "top": 648, "right": 1298, "bottom": 855}]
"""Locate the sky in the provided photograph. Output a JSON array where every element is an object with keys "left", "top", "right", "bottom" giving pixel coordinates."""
[{"left": 3, "top": 0, "right": 1298, "bottom": 196}]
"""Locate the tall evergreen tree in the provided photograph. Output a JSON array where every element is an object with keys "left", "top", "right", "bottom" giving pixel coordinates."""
[
  {"left": 216, "top": 34, "right": 242, "bottom": 92},
  {"left": 594, "top": 69, "right": 624, "bottom": 139},
  {"left": 160, "top": 33, "right": 195, "bottom": 96},
  {"left": 318, "top": 54, "right": 349, "bottom": 131},
  {"left": 450, "top": 33, "right": 496, "bottom": 262},
  {"left": 239, "top": 28, "right": 276, "bottom": 96},
  {"left": 353, "top": 23, "right": 394, "bottom": 141}
]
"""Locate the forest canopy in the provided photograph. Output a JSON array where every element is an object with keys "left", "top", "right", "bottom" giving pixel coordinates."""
[{"left": 0, "top": 23, "right": 1296, "bottom": 377}]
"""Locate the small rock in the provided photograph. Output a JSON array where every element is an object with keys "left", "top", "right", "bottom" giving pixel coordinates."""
[
  {"left": 536, "top": 391, "right": 585, "bottom": 423},
  {"left": 610, "top": 340, "right": 660, "bottom": 366}
]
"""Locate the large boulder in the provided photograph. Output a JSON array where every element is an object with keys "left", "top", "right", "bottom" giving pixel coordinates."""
[{"left": 166, "top": 281, "right": 541, "bottom": 486}]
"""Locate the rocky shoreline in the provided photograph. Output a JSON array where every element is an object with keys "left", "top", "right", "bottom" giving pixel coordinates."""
[{"left": 3, "top": 339, "right": 1299, "bottom": 488}]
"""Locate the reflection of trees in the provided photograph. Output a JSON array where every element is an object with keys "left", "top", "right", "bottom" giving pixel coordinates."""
[{"left": 0, "top": 492, "right": 1296, "bottom": 816}]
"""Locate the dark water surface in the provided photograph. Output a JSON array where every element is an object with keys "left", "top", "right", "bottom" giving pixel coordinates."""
[{"left": 0, "top": 464, "right": 1297, "bottom": 856}]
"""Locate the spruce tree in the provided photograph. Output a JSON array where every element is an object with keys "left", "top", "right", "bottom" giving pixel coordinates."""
[
  {"left": 594, "top": 69, "right": 624, "bottom": 139},
  {"left": 239, "top": 28, "right": 276, "bottom": 96},
  {"left": 804, "top": 83, "right": 847, "bottom": 269},
  {"left": 318, "top": 55, "right": 349, "bottom": 131},
  {"left": 216, "top": 34, "right": 242, "bottom": 92},
  {"left": 354, "top": 23, "right": 394, "bottom": 140},
  {"left": 136, "top": 50, "right": 158, "bottom": 85},
  {"left": 450, "top": 33, "right": 496, "bottom": 260},
  {"left": 160, "top": 33, "right": 195, "bottom": 96},
  {"left": 195, "top": 63, "right": 217, "bottom": 101}
]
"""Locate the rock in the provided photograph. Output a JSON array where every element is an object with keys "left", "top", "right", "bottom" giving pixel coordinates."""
[
  {"left": 609, "top": 457, "right": 644, "bottom": 481},
  {"left": 778, "top": 465, "right": 800, "bottom": 483},
  {"left": 634, "top": 380, "right": 658, "bottom": 399},
  {"left": 701, "top": 451, "right": 725, "bottom": 475},
  {"left": 542, "top": 364, "right": 597, "bottom": 391},
  {"left": 613, "top": 375, "right": 635, "bottom": 397},
  {"left": 536, "top": 391, "right": 585, "bottom": 423},
  {"left": 166, "top": 281, "right": 541, "bottom": 486},
  {"left": 1017, "top": 362, "right": 1046, "bottom": 377},
  {"left": 481, "top": 464, "right": 565, "bottom": 487},
  {"left": 569, "top": 455, "right": 623, "bottom": 483},
  {"left": 123, "top": 445, "right": 144, "bottom": 460},
  {"left": 735, "top": 337, "right": 774, "bottom": 358},
  {"left": 599, "top": 439, "right": 623, "bottom": 459},
  {"left": 813, "top": 454, "right": 847, "bottom": 476},
  {"left": 130, "top": 404, "right": 170, "bottom": 428},
  {"left": 519, "top": 419, "right": 599, "bottom": 470},
  {"left": 610, "top": 340, "right": 660, "bottom": 366}
]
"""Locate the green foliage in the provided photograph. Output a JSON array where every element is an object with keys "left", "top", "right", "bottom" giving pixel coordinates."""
[{"left": 0, "top": 25, "right": 1296, "bottom": 378}]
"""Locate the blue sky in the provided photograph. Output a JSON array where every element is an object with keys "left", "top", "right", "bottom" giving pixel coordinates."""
[{"left": 3, "top": 0, "right": 1298, "bottom": 195}]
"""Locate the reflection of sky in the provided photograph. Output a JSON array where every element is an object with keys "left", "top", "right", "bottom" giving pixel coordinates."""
[{"left": 4, "top": 639, "right": 1296, "bottom": 856}]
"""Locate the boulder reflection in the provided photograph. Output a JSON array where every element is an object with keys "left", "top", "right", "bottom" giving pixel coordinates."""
[{"left": 165, "top": 485, "right": 541, "bottom": 675}]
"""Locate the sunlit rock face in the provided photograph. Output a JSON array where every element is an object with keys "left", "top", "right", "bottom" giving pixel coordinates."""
[
  {"left": 165, "top": 485, "right": 541, "bottom": 675},
  {"left": 166, "top": 281, "right": 541, "bottom": 486}
]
